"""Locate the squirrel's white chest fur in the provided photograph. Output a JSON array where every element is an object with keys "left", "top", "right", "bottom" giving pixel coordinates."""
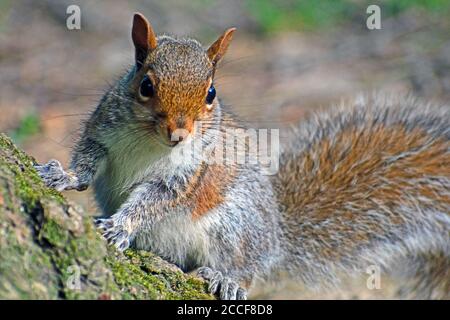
[
  {"left": 134, "top": 213, "right": 216, "bottom": 270},
  {"left": 94, "top": 125, "right": 197, "bottom": 214}
]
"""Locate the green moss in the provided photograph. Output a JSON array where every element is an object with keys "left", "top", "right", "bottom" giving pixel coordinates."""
[
  {"left": 0, "top": 133, "right": 64, "bottom": 207},
  {"left": 105, "top": 249, "right": 212, "bottom": 300},
  {"left": 40, "top": 219, "right": 69, "bottom": 247},
  {"left": 107, "top": 255, "right": 160, "bottom": 299}
]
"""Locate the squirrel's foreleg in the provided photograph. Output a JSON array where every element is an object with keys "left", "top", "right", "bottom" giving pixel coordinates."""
[
  {"left": 69, "top": 136, "right": 106, "bottom": 188},
  {"left": 35, "top": 136, "right": 106, "bottom": 192},
  {"left": 96, "top": 182, "right": 167, "bottom": 251}
]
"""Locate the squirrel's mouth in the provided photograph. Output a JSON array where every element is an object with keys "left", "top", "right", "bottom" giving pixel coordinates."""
[
  {"left": 157, "top": 125, "right": 193, "bottom": 147},
  {"left": 167, "top": 140, "right": 181, "bottom": 147},
  {"left": 157, "top": 133, "right": 192, "bottom": 148}
]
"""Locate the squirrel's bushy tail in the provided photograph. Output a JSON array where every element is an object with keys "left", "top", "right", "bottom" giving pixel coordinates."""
[{"left": 273, "top": 94, "right": 450, "bottom": 298}]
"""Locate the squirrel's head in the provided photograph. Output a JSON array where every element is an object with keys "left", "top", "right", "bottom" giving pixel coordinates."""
[{"left": 127, "top": 13, "right": 235, "bottom": 147}]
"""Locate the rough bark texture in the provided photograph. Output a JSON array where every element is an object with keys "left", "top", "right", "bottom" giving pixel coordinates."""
[{"left": 0, "top": 133, "right": 212, "bottom": 300}]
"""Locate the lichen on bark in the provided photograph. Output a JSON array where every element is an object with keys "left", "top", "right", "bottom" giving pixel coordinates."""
[{"left": 0, "top": 133, "right": 212, "bottom": 300}]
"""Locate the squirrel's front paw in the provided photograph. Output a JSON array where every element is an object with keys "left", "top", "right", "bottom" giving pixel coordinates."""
[
  {"left": 34, "top": 159, "right": 82, "bottom": 191},
  {"left": 95, "top": 217, "right": 131, "bottom": 251},
  {"left": 197, "top": 267, "right": 247, "bottom": 300}
]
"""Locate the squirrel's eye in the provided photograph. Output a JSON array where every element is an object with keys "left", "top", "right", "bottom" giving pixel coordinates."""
[
  {"left": 139, "top": 75, "right": 154, "bottom": 100},
  {"left": 206, "top": 85, "right": 216, "bottom": 105}
]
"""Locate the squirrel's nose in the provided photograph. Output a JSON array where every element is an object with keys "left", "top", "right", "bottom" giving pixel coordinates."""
[{"left": 167, "top": 127, "right": 188, "bottom": 145}]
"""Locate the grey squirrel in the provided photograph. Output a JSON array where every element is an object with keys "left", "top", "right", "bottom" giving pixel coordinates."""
[{"left": 35, "top": 13, "right": 449, "bottom": 299}]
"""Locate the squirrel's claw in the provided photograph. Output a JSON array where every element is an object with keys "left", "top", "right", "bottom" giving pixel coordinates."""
[
  {"left": 95, "top": 217, "right": 131, "bottom": 251},
  {"left": 95, "top": 218, "right": 113, "bottom": 231},
  {"left": 218, "top": 277, "right": 241, "bottom": 300},
  {"left": 197, "top": 267, "right": 247, "bottom": 300},
  {"left": 34, "top": 159, "right": 80, "bottom": 191}
]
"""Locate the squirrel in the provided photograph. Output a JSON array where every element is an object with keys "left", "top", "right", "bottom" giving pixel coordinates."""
[{"left": 34, "top": 13, "right": 449, "bottom": 300}]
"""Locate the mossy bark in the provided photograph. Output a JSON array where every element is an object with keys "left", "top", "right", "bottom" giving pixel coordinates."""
[{"left": 0, "top": 133, "right": 212, "bottom": 300}]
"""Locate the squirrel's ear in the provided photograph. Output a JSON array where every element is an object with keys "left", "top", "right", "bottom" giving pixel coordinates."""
[
  {"left": 132, "top": 13, "right": 157, "bottom": 70},
  {"left": 207, "top": 27, "right": 236, "bottom": 67}
]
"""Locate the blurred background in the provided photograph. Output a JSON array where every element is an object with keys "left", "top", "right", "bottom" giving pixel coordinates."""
[{"left": 1, "top": 0, "right": 449, "bottom": 299}]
